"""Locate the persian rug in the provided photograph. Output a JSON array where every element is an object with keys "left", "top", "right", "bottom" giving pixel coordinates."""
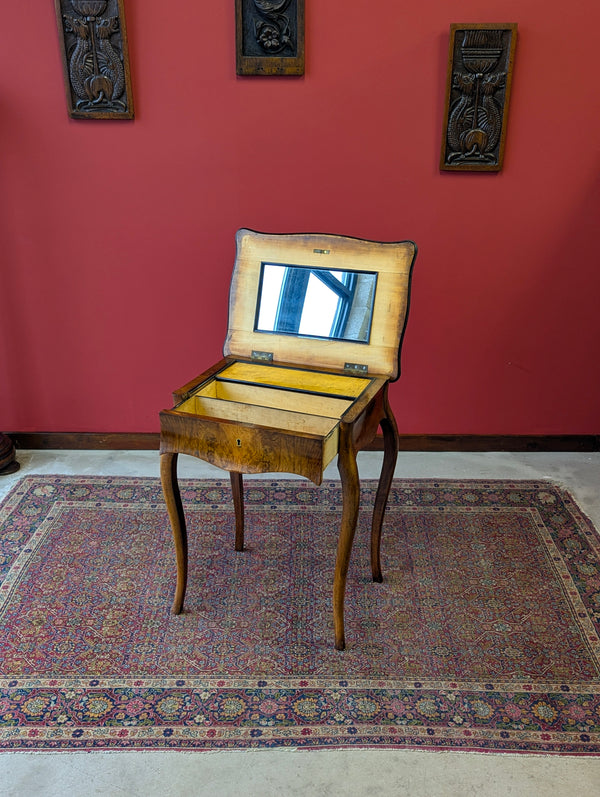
[{"left": 0, "top": 476, "right": 599, "bottom": 754}]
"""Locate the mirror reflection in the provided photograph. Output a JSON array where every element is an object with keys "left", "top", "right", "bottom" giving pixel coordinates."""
[{"left": 255, "top": 263, "right": 377, "bottom": 343}]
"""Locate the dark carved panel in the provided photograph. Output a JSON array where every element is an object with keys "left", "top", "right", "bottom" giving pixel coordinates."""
[
  {"left": 236, "top": 0, "right": 305, "bottom": 76},
  {"left": 55, "top": 0, "right": 134, "bottom": 119},
  {"left": 440, "top": 24, "right": 517, "bottom": 171}
]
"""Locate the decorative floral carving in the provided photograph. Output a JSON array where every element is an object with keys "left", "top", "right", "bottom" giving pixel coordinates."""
[
  {"left": 446, "top": 30, "right": 505, "bottom": 165},
  {"left": 236, "top": 0, "right": 304, "bottom": 75},
  {"left": 253, "top": 0, "right": 293, "bottom": 54},
  {"left": 55, "top": 0, "right": 133, "bottom": 119},
  {"left": 441, "top": 25, "right": 517, "bottom": 172}
]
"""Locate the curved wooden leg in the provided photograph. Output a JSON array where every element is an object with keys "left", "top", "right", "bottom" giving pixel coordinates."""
[
  {"left": 230, "top": 471, "right": 244, "bottom": 552},
  {"left": 334, "top": 425, "right": 360, "bottom": 651},
  {"left": 371, "top": 387, "right": 400, "bottom": 583},
  {"left": 160, "top": 452, "right": 188, "bottom": 615}
]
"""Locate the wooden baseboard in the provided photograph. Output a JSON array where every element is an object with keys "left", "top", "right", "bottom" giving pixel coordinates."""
[
  {"left": 394, "top": 435, "right": 600, "bottom": 452},
  {"left": 8, "top": 433, "right": 161, "bottom": 450},
  {"left": 7, "top": 432, "right": 600, "bottom": 452}
]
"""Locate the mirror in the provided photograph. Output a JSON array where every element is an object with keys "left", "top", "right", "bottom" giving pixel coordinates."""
[{"left": 255, "top": 263, "right": 377, "bottom": 343}]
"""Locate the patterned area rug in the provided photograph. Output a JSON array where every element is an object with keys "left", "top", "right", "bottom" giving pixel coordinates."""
[{"left": 1, "top": 476, "right": 599, "bottom": 753}]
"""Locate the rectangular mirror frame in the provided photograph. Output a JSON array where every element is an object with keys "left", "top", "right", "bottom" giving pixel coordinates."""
[{"left": 254, "top": 262, "right": 378, "bottom": 344}]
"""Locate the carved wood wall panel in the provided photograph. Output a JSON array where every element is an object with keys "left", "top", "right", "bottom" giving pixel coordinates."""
[
  {"left": 440, "top": 24, "right": 517, "bottom": 172},
  {"left": 236, "top": 0, "right": 305, "bottom": 76},
  {"left": 55, "top": 0, "right": 134, "bottom": 119}
]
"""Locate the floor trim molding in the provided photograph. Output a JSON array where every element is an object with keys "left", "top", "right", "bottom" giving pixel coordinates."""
[{"left": 7, "top": 432, "right": 600, "bottom": 452}]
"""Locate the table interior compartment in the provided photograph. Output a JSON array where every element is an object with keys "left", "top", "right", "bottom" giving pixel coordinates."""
[
  {"left": 176, "top": 393, "right": 341, "bottom": 438},
  {"left": 217, "top": 361, "right": 370, "bottom": 398},
  {"left": 190, "top": 379, "right": 353, "bottom": 418}
]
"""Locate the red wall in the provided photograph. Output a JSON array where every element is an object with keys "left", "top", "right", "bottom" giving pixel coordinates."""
[{"left": 2, "top": 1, "right": 599, "bottom": 435}]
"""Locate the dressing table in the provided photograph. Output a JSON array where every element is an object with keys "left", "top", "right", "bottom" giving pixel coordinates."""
[{"left": 159, "top": 229, "right": 417, "bottom": 650}]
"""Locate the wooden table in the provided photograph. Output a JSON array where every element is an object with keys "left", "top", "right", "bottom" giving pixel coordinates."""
[{"left": 159, "top": 230, "right": 416, "bottom": 650}]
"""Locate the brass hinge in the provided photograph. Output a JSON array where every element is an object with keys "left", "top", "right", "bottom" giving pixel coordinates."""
[
  {"left": 344, "top": 362, "right": 368, "bottom": 375},
  {"left": 251, "top": 350, "right": 274, "bottom": 362}
]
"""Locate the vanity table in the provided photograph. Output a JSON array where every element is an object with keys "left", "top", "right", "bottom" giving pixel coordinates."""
[{"left": 159, "top": 229, "right": 417, "bottom": 650}]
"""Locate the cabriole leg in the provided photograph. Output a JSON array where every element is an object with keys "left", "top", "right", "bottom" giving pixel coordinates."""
[
  {"left": 160, "top": 452, "right": 188, "bottom": 615},
  {"left": 371, "top": 386, "right": 400, "bottom": 582},
  {"left": 230, "top": 471, "right": 244, "bottom": 551},
  {"left": 334, "top": 425, "right": 360, "bottom": 651}
]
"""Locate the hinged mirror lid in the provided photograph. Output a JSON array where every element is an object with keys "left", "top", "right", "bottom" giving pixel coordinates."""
[{"left": 224, "top": 229, "right": 417, "bottom": 380}]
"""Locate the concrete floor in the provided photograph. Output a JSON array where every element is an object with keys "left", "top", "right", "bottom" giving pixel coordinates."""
[{"left": 1, "top": 449, "right": 600, "bottom": 796}]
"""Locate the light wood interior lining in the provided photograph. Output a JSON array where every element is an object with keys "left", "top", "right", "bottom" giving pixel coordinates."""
[
  {"left": 218, "top": 362, "right": 369, "bottom": 397},
  {"left": 194, "top": 379, "right": 353, "bottom": 417},
  {"left": 176, "top": 394, "right": 341, "bottom": 438}
]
